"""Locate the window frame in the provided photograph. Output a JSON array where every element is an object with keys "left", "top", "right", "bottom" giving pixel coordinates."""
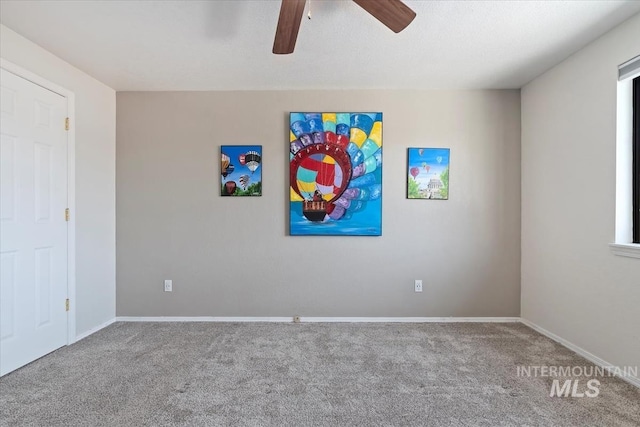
[
  {"left": 611, "top": 57, "right": 640, "bottom": 258},
  {"left": 633, "top": 76, "right": 639, "bottom": 244}
]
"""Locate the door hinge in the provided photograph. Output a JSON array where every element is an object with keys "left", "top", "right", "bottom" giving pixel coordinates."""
[
  {"left": 65, "top": 208, "right": 70, "bottom": 221},
  {"left": 65, "top": 299, "right": 70, "bottom": 312},
  {"left": 65, "top": 117, "right": 70, "bottom": 131}
]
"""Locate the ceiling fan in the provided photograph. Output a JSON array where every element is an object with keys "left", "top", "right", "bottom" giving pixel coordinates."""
[{"left": 273, "top": 0, "right": 416, "bottom": 54}]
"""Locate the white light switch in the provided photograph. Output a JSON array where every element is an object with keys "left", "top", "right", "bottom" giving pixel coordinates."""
[{"left": 164, "top": 280, "right": 172, "bottom": 292}]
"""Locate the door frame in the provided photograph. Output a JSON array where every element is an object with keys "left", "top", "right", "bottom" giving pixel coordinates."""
[{"left": 1, "top": 58, "right": 76, "bottom": 345}]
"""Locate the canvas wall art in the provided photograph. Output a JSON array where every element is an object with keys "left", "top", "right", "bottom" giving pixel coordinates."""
[
  {"left": 221, "top": 145, "right": 262, "bottom": 196},
  {"left": 407, "top": 148, "right": 450, "bottom": 199},
  {"left": 289, "top": 113, "right": 382, "bottom": 236}
]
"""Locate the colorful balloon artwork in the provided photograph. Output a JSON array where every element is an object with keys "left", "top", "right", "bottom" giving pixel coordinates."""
[
  {"left": 221, "top": 145, "right": 262, "bottom": 196},
  {"left": 407, "top": 147, "right": 450, "bottom": 200},
  {"left": 289, "top": 112, "right": 382, "bottom": 236}
]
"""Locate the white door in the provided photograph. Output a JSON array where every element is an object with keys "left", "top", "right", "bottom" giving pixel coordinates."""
[{"left": 1, "top": 68, "right": 68, "bottom": 376}]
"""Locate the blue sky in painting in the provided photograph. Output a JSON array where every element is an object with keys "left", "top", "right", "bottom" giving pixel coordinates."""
[
  {"left": 221, "top": 145, "right": 262, "bottom": 187},
  {"left": 407, "top": 147, "right": 450, "bottom": 187}
]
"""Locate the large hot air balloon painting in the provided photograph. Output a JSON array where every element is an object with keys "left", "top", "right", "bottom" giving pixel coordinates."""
[
  {"left": 289, "top": 113, "right": 382, "bottom": 236},
  {"left": 221, "top": 145, "right": 262, "bottom": 196},
  {"left": 407, "top": 147, "right": 450, "bottom": 200}
]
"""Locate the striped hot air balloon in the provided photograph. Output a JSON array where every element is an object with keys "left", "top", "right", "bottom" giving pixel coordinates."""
[
  {"left": 244, "top": 151, "right": 261, "bottom": 174},
  {"left": 239, "top": 174, "right": 250, "bottom": 190}
]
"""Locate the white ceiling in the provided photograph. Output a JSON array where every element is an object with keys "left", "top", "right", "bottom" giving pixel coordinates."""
[{"left": 1, "top": 0, "right": 639, "bottom": 91}]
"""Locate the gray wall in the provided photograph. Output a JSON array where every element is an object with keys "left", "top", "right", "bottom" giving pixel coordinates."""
[
  {"left": 522, "top": 14, "right": 640, "bottom": 372},
  {"left": 116, "top": 90, "right": 521, "bottom": 317}
]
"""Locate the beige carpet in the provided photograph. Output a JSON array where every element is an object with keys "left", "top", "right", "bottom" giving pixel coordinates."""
[{"left": 1, "top": 322, "right": 638, "bottom": 426}]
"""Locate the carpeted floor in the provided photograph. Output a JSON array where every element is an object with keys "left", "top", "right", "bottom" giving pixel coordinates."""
[{"left": 0, "top": 322, "right": 638, "bottom": 426}]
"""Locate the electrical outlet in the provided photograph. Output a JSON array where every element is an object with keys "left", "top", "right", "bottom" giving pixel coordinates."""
[
  {"left": 414, "top": 280, "right": 423, "bottom": 292},
  {"left": 293, "top": 315, "right": 301, "bottom": 323},
  {"left": 164, "top": 280, "right": 172, "bottom": 292}
]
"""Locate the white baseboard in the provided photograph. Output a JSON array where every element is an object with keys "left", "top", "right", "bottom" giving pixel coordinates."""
[
  {"left": 74, "top": 318, "right": 116, "bottom": 342},
  {"left": 115, "top": 316, "right": 520, "bottom": 323},
  {"left": 299, "top": 317, "right": 520, "bottom": 323},
  {"left": 520, "top": 318, "right": 640, "bottom": 389},
  {"left": 116, "top": 316, "right": 294, "bottom": 322}
]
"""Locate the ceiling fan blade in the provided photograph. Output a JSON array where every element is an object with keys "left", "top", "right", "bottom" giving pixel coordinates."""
[
  {"left": 273, "top": 0, "right": 307, "bottom": 54},
  {"left": 352, "top": 0, "right": 416, "bottom": 33}
]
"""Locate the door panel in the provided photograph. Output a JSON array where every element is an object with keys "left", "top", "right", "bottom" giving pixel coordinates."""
[{"left": 0, "top": 69, "right": 68, "bottom": 376}]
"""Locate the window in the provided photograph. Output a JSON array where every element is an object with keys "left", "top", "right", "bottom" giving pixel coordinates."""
[{"left": 611, "top": 56, "right": 640, "bottom": 257}]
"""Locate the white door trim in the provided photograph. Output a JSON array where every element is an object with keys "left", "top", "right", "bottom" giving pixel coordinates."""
[{"left": 1, "top": 58, "right": 76, "bottom": 345}]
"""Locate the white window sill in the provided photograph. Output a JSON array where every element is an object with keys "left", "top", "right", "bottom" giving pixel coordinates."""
[{"left": 609, "top": 243, "right": 640, "bottom": 259}]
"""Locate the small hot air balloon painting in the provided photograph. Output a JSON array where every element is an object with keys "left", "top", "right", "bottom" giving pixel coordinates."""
[
  {"left": 407, "top": 147, "right": 450, "bottom": 200},
  {"left": 220, "top": 145, "right": 262, "bottom": 196},
  {"left": 289, "top": 112, "right": 383, "bottom": 236}
]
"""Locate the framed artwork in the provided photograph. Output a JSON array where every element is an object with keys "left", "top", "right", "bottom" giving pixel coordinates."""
[
  {"left": 289, "top": 112, "right": 382, "bottom": 236},
  {"left": 407, "top": 148, "right": 450, "bottom": 200},
  {"left": 221, "top": 145, "right": 262, "bottom": 196}
]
